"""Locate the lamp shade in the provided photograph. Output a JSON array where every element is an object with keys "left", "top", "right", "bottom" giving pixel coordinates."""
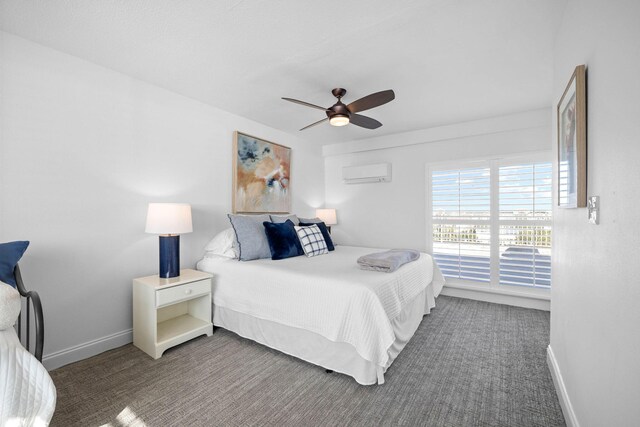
[
  {"left": 315, "top": 208, "right": 337, "bottom": 226},
  {"left": 145, "top": 203, "right": 193, "bottom": 235}
]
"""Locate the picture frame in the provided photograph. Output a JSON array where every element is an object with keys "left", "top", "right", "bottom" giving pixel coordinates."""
[
  {"left": 232, "top": 131, "right": 291, "bottom": 213},
  {"left": 557, "top": 64, "right": 587, "bottom": 208}
]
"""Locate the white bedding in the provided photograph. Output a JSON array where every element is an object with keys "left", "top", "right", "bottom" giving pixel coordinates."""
[
  {"left": 197, "top": 245, "right": 444, "bottom": 368},
  {"left": 0, "top": 328, "right": 56, "bottom": 426}
]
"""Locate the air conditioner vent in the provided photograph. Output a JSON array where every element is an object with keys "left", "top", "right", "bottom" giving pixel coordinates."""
[{"left": 342, "top": 163, "right": 391, "bottom": 184}]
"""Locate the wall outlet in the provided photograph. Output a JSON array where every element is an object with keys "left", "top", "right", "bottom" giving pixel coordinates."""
[{"left": 587, "top": 196, "right": 599, "bottom": 224}]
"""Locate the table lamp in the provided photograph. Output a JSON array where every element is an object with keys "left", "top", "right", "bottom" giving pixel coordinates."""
[
  {"left": 315, "top": 208, "right": 337, "bottom": 233},
  {"left": 145, "top": 203, "right": 193, "bottom": 278}
]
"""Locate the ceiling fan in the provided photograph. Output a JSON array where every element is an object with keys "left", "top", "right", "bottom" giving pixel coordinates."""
[{"left": 282, "top": 88, "right": 395, "bottom": 131}]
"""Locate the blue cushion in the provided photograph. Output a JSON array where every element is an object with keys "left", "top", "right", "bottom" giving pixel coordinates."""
[
  {"left": 263, "top": 220, "right": 303, "bottom": 260},
  {"left": 299, "top": 221, "right": 334, "bottom": 251},
  {"left": 228, "top": 214, "right": 272, "bottom": 261},
  {"left": 0, "top": 241, "right": 29, "bottom": 288}
]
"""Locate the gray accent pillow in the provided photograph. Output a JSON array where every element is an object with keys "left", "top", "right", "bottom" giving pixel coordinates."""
[
  {"left": 228, "top": 214, "right": 272, "bottom": 261},
  {"left": 270, "top": 214, "right": 300, "bottom": 225},
  {"left": 298, "top": 217, "right": 322, "bottom": 224}
]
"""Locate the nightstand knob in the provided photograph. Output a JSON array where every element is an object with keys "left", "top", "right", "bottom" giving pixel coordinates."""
[{"left": 185, "top": 289, "right": 192, "bottom": 295}]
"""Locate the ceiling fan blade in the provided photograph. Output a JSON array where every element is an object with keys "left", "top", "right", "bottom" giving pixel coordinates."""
[
  {"left": 282, "top": 97, "right": 329, "bottom": 111},
  {"left": 299, "top": 117, "right": 329, "bottom": 131},
  {"left": 349, "top": 113, "right": 382, "bottom": 129},
  {"left": 347, "top": 90, "right": 395, "bottom": 114}
]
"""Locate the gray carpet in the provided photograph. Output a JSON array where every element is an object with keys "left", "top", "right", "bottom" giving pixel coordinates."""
[{"left": 49, "top": 296, "right": 565, "bottom": 426}]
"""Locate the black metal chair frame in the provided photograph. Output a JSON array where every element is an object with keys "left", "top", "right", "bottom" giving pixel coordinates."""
[{"left": 13, "top": 264, "right": 44, "bottom": 362}]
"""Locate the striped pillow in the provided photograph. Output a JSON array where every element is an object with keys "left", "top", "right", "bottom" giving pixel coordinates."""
[{"left": 294, "top": 225, "right": 328, "bottom": 257}]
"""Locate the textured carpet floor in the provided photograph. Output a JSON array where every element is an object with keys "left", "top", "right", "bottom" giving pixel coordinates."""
[{"left": 49, "top": 296, "right": 565, "bottom": 426}]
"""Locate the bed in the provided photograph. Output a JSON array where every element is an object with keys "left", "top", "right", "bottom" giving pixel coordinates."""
[{"left": 197, "top": 245, "right": 444, "bottom": 385}]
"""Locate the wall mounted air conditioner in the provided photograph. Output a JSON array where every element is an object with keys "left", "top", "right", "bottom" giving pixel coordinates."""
[{"left": 342, "top": 163, "right": 392, "bottom": 184}]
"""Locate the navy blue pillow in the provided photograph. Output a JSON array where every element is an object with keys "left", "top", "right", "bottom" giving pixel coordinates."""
[
  {"left": 299, "top": 221, "right": 334, "bottom": 251},
  {"left": 263, "top": 220, "right": 304, "bottom": 260},
  {"left": 0, "top": 241, "right": 29, "bottom": 288}
]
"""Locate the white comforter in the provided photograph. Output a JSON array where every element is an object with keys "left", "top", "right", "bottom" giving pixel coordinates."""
[
  {"left": 197, "top": 246, "right": 444, "bottom": 367},
  {"left": 0, "top": 328, "right": 56, "bottom": 426}
]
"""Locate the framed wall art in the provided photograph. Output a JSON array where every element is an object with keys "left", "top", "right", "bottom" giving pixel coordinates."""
[
  {"left": 232, "top": 131, "right": 291, "bottom": 213},
  {"left": 557, "top": 64, "right": 587, "bottom": 208}
]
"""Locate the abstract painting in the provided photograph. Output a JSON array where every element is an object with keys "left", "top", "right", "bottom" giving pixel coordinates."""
[
  {"left": 233, "top": 131, "right": 291, "bottom": 213},
  {"left": 557, "top": 64, "right": 587, "bottom": 208}
]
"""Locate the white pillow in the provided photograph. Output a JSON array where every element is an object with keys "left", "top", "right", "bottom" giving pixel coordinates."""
[
  {"left": 0, "top": 281, "right": 21, "bottom": 330},
  {"left": 204, "top": 228, "right": 238, "bottom": 259}
]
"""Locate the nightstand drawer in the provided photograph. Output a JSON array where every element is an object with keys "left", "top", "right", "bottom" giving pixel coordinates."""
[{"left": 156, "top": 279, "right": 210, "bottom": 307}]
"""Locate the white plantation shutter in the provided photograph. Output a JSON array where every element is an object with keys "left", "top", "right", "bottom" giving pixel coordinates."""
[
  {"left": 499, "top": 163, "right": 552, "bottom": 221},
  {"left": 498, "top": 162, "right": 552, "bottom": 287},
  {"left": 432, "top": 167, "right": 491, "bottom": 282},
  {"left": 429, "top": 158, "right": 552, "bottom": 289}
]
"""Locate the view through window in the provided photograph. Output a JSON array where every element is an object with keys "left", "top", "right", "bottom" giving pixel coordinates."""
[{"left": 430, "top": 159, "right": 552, "bottom": 288}]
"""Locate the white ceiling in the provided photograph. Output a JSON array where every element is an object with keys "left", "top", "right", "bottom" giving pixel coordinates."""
[{"left": 0, "top": 0, "right": 566, "bottom": 145}]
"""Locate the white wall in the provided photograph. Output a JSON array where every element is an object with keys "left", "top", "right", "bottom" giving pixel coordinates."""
[
  {"left": 549, "top": 1, "right": 640, "bottom": 425},
  {"left": 324, "top": 110, "right": 551, "bottom": 251},
  {"left": 0, "top": 32, "right": 324, "bottom": 368}
]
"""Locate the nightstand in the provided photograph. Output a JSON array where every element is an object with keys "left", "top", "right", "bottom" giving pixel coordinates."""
[{"left": 133, "top": 269, "right": 213, "bottom": 359}]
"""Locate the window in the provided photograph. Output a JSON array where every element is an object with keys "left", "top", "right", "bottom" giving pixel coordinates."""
[
  {"left": 498, "top": 163, "right": 552, "bottom": 287},
  {"left": 432, "top": 167, "right": 491, "bottom": 282},
  {"left": 429, "top": 156, "right": 552, "bottom": 289}
]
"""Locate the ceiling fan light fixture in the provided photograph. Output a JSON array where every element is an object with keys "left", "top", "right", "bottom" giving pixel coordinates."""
[
  {"left": 283, "top": 88, "right": 394, "bottom": 131},
  {"left": 329, "top": 115, "right": 349, "bottom": 127}
]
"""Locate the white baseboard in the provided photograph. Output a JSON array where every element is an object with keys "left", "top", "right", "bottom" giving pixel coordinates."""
[
  {"left": 42, "top": 328, "right": 132, "bottom": 371},
  {"left": 440, "top": 285, "right": 550, "bottom": 311},
  {"left": 547, "top": 345, "right": 579, "bottom": 427}
]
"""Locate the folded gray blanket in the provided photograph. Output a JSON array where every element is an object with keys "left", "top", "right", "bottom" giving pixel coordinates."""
[{"left": 357, "top": 249, "right": 421, "bottom": 273}]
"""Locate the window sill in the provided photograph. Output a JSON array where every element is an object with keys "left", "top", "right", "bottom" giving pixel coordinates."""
[
  {"left": 443, "top": 280, "right": 550, "bottom": 301},
  {"left": 440, "top": 279, "right": 551, "bottom": 310}
]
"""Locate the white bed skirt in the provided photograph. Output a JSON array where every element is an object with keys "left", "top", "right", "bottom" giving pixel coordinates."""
[
  {"left": 0, "top": 328, "right": 56, "bottom": 426},
  {"left": 213, "top": 283, "right": 437, "bottom": 385}
]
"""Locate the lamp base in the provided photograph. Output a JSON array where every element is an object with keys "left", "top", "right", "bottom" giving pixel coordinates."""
[{"left": 159, "top": 235, "right": 180, "bottom": 278}]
